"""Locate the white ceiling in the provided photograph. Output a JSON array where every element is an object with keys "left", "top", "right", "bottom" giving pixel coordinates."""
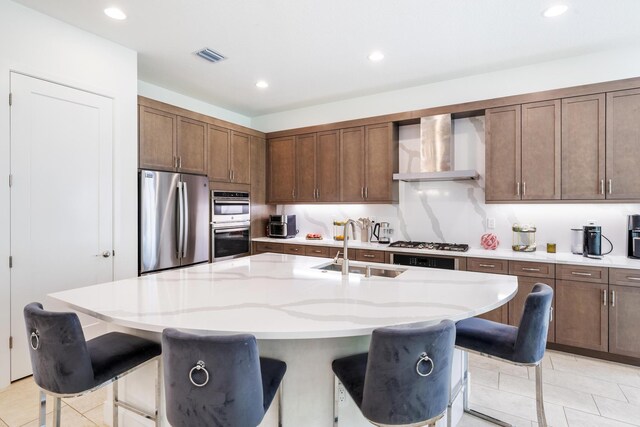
[{"left": 13, "top": 0, "right": 640, "bottom": 117}]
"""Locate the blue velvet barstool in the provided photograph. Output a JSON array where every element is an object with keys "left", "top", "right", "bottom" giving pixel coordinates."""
[
  {"left": 23, "top": 302, "right": 162, "bottom": 427},
  {"left": 161, "top": 328, "right": 287, "bottom": 427},
  {"left": 331, "top": 320, "right": 456, "bottom": 427},
  {"left": 454, "top": 283, "right": 553, "bottom": 427}
]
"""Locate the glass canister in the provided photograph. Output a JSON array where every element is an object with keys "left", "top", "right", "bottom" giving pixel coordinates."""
[
  {"left": 333, "top": 220, "right": 346, "bottom": 241},
  {"left": 512, "top": 223, "right": 537, "bottom": 252}
]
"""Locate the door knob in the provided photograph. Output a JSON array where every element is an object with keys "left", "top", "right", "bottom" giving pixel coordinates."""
[{"left": 97, "top": 251, "right": 111, "bottom": 258}]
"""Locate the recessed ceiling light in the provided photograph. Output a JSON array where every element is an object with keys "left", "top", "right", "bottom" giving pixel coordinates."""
[
  {"left": 368, "top": 51, "right": 385, "bottom": 62},
  {"left": 543, "top": 4, "right": 568, "bottom": 17},
  {"left": 256, "top": 80, "right": 269, "bottom": 89},
  {"left": 104, "top": 7, "right": 127, "bottom": 20}
]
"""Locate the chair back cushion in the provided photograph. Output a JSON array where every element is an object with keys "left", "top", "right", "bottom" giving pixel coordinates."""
[
  {"left": 162, "top": 328, "right": 265, "bottom": 427},
  {"left": 361, "top": 320, "right": 455, "bottom": 425},
  {"left": 514, "top": 283, "right": 554, "bottom": 364},
  {"left": 23, "top": 302, "right": 94, "bottom": 394}
]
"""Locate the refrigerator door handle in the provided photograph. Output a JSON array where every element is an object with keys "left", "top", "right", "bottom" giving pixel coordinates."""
[
  {"left": 176, "top": 182, "right": 184, "bottom": 259},
  {"left": 182, "top": 180, "right": 189, "bottom": 259}
]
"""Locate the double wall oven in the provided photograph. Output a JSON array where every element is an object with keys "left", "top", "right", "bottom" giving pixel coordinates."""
[{"left": 211, "top": 191, "right": 251, "bottom": 262}]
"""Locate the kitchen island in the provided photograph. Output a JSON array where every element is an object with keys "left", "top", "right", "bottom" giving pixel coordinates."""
[{"left": 49, "top": 253, "right": 518, "bottom": 426}]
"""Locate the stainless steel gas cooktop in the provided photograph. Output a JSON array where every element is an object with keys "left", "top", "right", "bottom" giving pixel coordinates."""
[{"left": 388, "top": 241, "right": 470, "bottom": 252}]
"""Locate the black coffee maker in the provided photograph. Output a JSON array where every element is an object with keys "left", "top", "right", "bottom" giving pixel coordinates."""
[
  {"left": 628, "top": 215, "right": 640, "bottom": 259},
  {"left": 583, "top": 224, "right": 613, "bottom": 258}
]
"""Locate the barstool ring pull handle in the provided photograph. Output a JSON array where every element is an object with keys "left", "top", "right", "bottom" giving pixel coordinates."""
[
  {"left": 30, "top": 331, "right": 40, "bottom": 351},
  {"left": 189, "top": 360, "right": 209, "bottom": 387},
  {"left": 416, "top": 352, "right": 434, "bottom": 377}
]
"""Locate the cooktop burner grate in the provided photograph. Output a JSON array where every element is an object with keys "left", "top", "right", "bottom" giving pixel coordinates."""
[{"left": 388, "top": 241, "right": 470, "bottom": 252}]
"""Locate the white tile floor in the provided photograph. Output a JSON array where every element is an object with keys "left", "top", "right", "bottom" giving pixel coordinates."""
[
  {"left": 458, "top": 350, "right": 640, "bottom": 427},
  {"left": 0, "top": 349, "right": 639, "bottom": 426}
]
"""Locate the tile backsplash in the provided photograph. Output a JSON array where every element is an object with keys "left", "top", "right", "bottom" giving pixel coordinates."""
[{"left": 277, "top": 119, "right": 638, "bottom": 256}]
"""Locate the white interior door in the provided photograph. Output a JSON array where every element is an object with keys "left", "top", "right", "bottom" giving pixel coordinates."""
[{"left": 9, "top": 73, "right": 113, "bottom": 381}]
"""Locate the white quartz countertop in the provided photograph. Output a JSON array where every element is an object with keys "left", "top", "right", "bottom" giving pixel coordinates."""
[
  {"left": 253, "top": 237, "right": 640, "bottom": 270},
  {"left": 49, "top": 254, "right": 517, "bottom": 339}
]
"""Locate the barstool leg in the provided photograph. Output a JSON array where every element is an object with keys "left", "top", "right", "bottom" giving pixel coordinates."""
[
  {"left": 155, "top": 360, "right": 161, "bottom": 427},
  {"left": 38, "top": 391, "right": 46, "bottom": 427},
  {"left": 278, "top": 384, "right": 284, "bottom": 427},
  {"left": 535, "top": 364, "right": 548, "bottom": 427},
  {"left": 53, "top": 397, "right": 61, "bottom": 427},
  {"left": 462, "top": 351, "right": 470, "bottom": 412},
  {"left": 113, "top": 380, "right": 119, "bottom": 427}
]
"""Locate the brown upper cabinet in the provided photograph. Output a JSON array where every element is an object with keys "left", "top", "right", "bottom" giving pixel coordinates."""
[
  {"left": 267, "top": 123, "right": 396, "bottom": 204},
  {"left": 340, "top": 124, "right": 398, "bottom": 203},
  {"left": 208, "top": 126, "right": 250, "bottom": 184},
  {"left": 485, "top": 101, "right": 561, "bottom": 202},
  {"left": 561, "top": 94, "right": 606, "bottom": 200},
  {"left": 340, "top": 126, "right": 366, "bottom": 201},
  {"left": 176, "top": 117, "right": 208, "bottom": 175},
  {"left": 267, "top": 136, "right": 296, "bottom": 203},
  {"left": 139, "top": 105, "right": 208, "bottom": 175},
  {"left": 293, "top": 131, "right": 341, "bottom": 203},
  {"left": 139, "top": 106, "right": 177, "bottom": 172},
  {"left": 485, "top": 105, "right": 521, "bottom": 202},
  {"left": 606, "top": 88, "right": 640, "bottom": 200},
  {"left": 316, "top": 131, "right": 341, "bottom": 202},
  {"left": 521, "top": 100, "right": 561, "bottom": 200}
]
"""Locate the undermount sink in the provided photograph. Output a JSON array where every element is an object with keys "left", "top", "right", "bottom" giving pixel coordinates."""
[{"left": 314, "top": 262, "right": 407, "bottom": 278}]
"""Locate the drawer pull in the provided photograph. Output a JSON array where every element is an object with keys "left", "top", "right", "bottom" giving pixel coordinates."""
[
  {"left": 363, "top": 254, "right": 376, "bottom": 258},
  {"left": 522, "top": 267, "right": 541, "bottom": 272},
  {"left": 626, "top": 276, "right": 640, "bottom": 281},
  {"left": 291, "top": 248, "right": 299, "bottom": 252},
  {"left": 479, "top": 264, "right": 496, "bottom": 268},
  {"left": 313, "top": 250, "right": 322, "bottom": 253},
  {"left": 571, "top": 271, "right": 593, "bottom": 277}
]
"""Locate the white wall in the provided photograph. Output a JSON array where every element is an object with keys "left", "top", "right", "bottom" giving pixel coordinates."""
[
  {"left": 138, "top": 80, "right": 252, "bottom": 128},
  {"left": 0, "top": 0, "right": 138, "bottom": 388},
  {"left": 252, "top": 45, "right": 640, "bottom": 132}
]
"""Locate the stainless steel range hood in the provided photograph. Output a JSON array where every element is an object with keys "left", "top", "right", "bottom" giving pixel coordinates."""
[{"left": 393, "top": 114, "right": 479, "bottom": 182}]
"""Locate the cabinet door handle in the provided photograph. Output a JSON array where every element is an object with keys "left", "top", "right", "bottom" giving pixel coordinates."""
[
  {"left": 292, "top": 189, "right": 296, "bottom": 199},
  {"left": 549, "top": 306, "right": 553, "bottom": 322},
  {"left": 174, "top": 156, "right": 178, "bottom": 168},
  {"left": 361, "top": 188, "right": 365, "bottom": 199},
  {"left": 365, "top": 187, "right": 369, "bottom": 199},
  {"left": 626, "top": 276, "right": 640, "bottom": 281},
  {"left": 479, "top": 263, "right": 495, "bottom": 268},
  {"left": 571, "top": 271, "right": 592, "bottom": 277},
  {"left": 522, "top": 267, "right": 540, "bottom": 272},
  {"left": 178, "top": 157, "right": 182, "bottom": 169},
  {"left": 600, "top": 179, "right": 605, "bottom": 195},
  {"left": 229, "top": 170, "right": 232, "bottom": 181},
  {"left": 317, "top": 188, "right": 320, "bottom": 199},
  {"left": 608, "top": 179, "right": 612, "bottom": 195},
  {"left": 603, "top": 289, "right": 608, "bottom": 306},
  {"left": 522, "top": 182, "right": 526, "bottom": 197},
  {"left": 611, "top": 290, "right": 616, "bottom": 307},
  {"left": 231, "top": 170, "right": 235, "bottom": 181},
  {"left": 516, "top": 182, "right": 520, "bottom": 196}
]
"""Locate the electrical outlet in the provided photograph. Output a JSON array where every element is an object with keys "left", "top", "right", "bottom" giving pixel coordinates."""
[
  {"left": 487, "top": 218, "right": 496, "bottom": 229},
  {"left": 337, "top": 382, "right": 347, "bottom": 406}
]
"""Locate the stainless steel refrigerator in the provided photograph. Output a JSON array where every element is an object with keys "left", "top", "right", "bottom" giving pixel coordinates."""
[{"left": 139, "top": 170, "right": 209, "bottom": 274}]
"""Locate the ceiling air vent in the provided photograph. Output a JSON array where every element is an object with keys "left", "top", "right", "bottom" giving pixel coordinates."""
[{"left": 195, "top": 48, "right": 226, "bottom": 63}]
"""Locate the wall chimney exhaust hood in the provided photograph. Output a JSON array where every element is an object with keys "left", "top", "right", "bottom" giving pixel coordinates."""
[{"left": 393, "top": 114, "right": 479, "bottom": 182}]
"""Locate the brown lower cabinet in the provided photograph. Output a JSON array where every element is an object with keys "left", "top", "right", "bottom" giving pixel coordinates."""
[
  {"left": 609, "top": 284, "right": 640, "bottom": 358},
  {"left": 555, "top": 279, "right": 608, "bottom": 352}
]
